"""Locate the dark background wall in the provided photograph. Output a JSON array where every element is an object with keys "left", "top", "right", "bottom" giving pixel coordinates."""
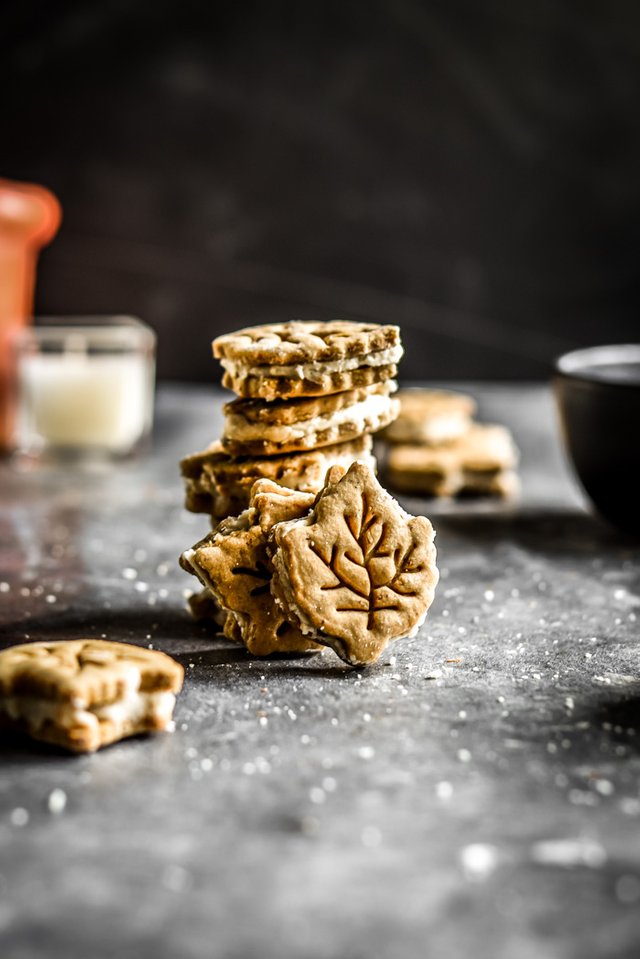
[{"left": 3, "top": 0, "right": 639, "bottom": 382}]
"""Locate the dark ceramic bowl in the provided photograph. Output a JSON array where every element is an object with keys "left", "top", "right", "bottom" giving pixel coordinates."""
[{"left": 554, "top": 344, "right": 640, "bottom": 534}]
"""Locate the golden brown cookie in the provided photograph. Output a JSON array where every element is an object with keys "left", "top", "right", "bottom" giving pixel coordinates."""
[
  {"left": 181, "top": 483, "right": 323, "bottom": 657},
  {"left": 213, "top": 320, "right": 402, "bottom": 400},
  {"left": 223, "top": 363, "right": 399, "bottom": 402},
  {"left": 381, "top": 389, "right": 476, "bottom": 446},
  {"left": 0, "top": 640, "right": 183, "bottom": 753},
  {"left": 270, "top": 462, "right": 439, "bottom": 666},
  {"left": 386, "top": 424, "right": 519, "bottom": 497},
  {"left": 181, "top": 435, "right": 377, "bottom": 519},
  {"left": 222, "top": 382, "right": 399, "bottom": 456},
  {"left": 214, "top": 320, "right": 400, "bottom": 366}
]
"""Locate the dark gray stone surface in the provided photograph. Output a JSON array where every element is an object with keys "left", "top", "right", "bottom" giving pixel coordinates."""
[{"left": 1, "top": 384, "right": 639, "bottom": 959}]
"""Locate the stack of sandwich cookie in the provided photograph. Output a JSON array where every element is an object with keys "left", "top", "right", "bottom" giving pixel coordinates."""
[
  {"left": 181, "top": 462, "right": 439, "bottom": 666},
  {"left": 179, "top": 320, "right": 404, "bottom": 645},
  {"left": 181, "top": 321, "right": 402, "bottom": 524},
  {"left": 382, "top": 389, "right": 519, "bottom": 497}
]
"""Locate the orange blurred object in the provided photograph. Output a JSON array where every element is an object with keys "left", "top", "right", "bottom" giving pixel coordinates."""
[{"left": 0, "top": 177, "right": 61, "bottom": 450}]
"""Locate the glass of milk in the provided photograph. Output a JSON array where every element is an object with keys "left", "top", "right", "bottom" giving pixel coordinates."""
[{"left": 14, "top": 316, "right": 156, "bottom": 461}]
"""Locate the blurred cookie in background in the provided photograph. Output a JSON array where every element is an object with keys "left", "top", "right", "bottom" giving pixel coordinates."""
[{"left": 381, "top": 389, "right": 476, "bottom": 446}]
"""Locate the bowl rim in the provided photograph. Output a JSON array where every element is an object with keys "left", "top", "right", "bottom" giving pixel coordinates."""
[{"left": 555, "top": 344, "right": 640, "bottom": 387}]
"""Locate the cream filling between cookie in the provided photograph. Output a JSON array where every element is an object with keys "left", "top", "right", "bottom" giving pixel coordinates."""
[
  {"left": 226, "top": 392, "right": 397, "bottom": 445},
  {"left": 221, "top": 345, "right": 403, "bottom": 382},
  {"left": 1, "top": 690, "right": 176, "bottom": 731}
]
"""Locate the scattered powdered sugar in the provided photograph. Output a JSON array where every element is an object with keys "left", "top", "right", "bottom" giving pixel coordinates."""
[
  {"left": 530, "top": 837, "right": 607, "bottom": 868},
  {"left": 460, "top": 843, "right": 499, "bottom": 881},
  {"left": 435, "top": 781, "right": 453, "bottom": 800},
  {"left": 592, "top": 673, "right": 638, "bottom": 687},
  {"left": 47, "top": 789, "right": 67, "bottom": 815},
  {"left": 10, "top": 808, "right": 29, "bottom": 827}
]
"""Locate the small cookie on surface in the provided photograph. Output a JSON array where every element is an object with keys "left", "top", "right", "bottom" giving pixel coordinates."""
[
  {"left": 181, "top": 434, "right": 377, "bottom": 520},
  {"left": 181, "top": 482, "right": 323, "bottom": 657},
  {"left": 222, "top": 382, "right": 399, "bottom": 456},
  {"left": 0, "top": 640, "right": 183, "bottom": 753},
  {"left": 381, "top": 389, "right": 476, "bottom": 446},
  {"left": 386, "top": 424, "right": 519, "bottom": 497},
  {"left": 213, "top": 320, "right": 403, "bottom": 400},
  {"left": 270, "top": 461, "right": 439, "bottom": 667}
]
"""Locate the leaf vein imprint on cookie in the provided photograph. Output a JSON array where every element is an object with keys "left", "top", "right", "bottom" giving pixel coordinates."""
[
  {"left": 270, "top": 461, "right": 439, "bottom": 665},
  {"left": 230, "top": 560, "right": 272, "bottom": 596},
  {"left": 310, "top": 502, "right": 422, "bottom": 626},
  {"left": 249, "top": 583, "right": 271, "bottom": 597},
  {"left": 232, "top": 563, "right": 270, "bottom": 580}
]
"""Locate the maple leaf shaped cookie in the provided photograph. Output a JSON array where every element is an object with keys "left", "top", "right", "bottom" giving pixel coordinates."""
[
  {"left": 181, "top": 482, "right": 322, "bottom": 657},
  {"left": 270, "top": 462, "right": 439, "bottom": 665}
]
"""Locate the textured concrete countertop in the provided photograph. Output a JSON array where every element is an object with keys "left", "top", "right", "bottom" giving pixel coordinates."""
[{"left": 1, "top": 384, "right": 639, "bottom": 959}]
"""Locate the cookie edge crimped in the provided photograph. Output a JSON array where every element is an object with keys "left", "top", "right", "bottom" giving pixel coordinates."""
[
  {"left": 213, "top": 320, "right": 400, "bottom": 365},
  {"left": 269, "top": 462, "right": 439, "bottom": 665}
]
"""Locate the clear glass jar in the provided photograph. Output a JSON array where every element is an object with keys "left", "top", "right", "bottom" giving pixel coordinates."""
[{"left": 13, "top": 316, "right": 156, "bottom": 461}]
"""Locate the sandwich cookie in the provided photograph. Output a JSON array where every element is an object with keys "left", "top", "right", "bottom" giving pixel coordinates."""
[
  {"left": 213, "top": 320, "right": 402, "bottom": 400},
  {"left": 181, "top": 481, "right": 322, "bottom": 657},
  {"left": 382, "top": 389, "right": 476, "bottom": 446},
  {"left": 181, "top": 434, "right": 376, "bottom": 520},
  {"left": 269, "top": 462, "right": 439, "bottom": 666},
  {"left": 222, "top": 382, "right": 399, "bottom": 456},
  {"left": 0, "top": 640, "right": 183, "bottom": 753},
  {"left": 386, "top": 423, "right": 519, "bottom": 497}
]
